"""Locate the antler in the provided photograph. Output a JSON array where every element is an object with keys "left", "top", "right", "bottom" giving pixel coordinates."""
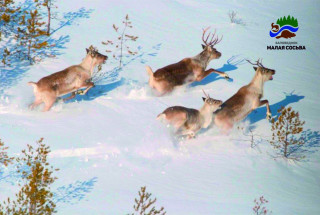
[
  {"left": 202, "top": 89, "right": 210, "bottom": 99},
  {"left": 202, "top": 27, "right": 223, "bottom": 47},
  {"left": 88, "top": 45, "right": 98, "bottom": 56},
  {"left": 246, "top": 58, "right": 264, "bottom": 68}
]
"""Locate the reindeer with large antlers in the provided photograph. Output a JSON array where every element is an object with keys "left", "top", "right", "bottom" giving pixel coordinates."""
[
  {"left": 214, "top": 59, "right": 276, "bottom": 132},
  {"left": 157, "top": 90, "right": 223, "bottom": 138},
  {"left": 146, "top": 27, "right": 230, "bottom": 95}
]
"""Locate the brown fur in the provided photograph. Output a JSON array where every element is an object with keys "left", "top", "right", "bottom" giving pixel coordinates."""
[
  {"left": 28, "top": 48, "right": 107, "bottom": 111},
  {"left": 147, "top": 44, "right": 229, "bottom": 96},
  {"left": 214, "top": 65, "right": 276, "bottom": 132},
  {"left": 158, "top": 97, "right": 223, "bottom": 138}
]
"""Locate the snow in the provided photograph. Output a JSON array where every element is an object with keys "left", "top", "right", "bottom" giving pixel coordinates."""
[{"left": 1, "top": 0, "right": 320, "bottom": 214}]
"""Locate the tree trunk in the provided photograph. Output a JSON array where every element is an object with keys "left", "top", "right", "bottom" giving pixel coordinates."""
[
  {"left": 284, "top": 141, "right": 288, "bottom": 158},
  {"left": 284, "top": 119, "right": 289, "bottom": 158},
  {"left": 28, "top": 40, "right": 32, "bottom": 64},
  {"left": 119, "top": 20, "right": 128, "bottom": 69},
  {"left": 47, "top": 6, "right": 51, "bottom": 35}
]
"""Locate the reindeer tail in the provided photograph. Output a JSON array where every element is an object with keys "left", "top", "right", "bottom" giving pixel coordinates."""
[
  {"left": 28, "top": 81, "right": 37, "bottom": 88},
  {"left": 156, "top": 113, "right": 165, "bottom": 121},
  {"left": 146, "top": 65, "right": 154, "bottom": 77},
  {"left": 146, "top": 65, "right": 155, "bottom": 88}
]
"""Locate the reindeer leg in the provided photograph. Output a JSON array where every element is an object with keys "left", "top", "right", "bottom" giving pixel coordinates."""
[
  {"left": 41, "top": 91, "right": 57, "bottom": 112},
  {"left": 196, "top": 69, "right": 214, "bottom": 81},
  {"left": 43, "top": 98, "right": 56, "bottom": 112},
  {"left": 184, "top": 130, "right": 196, "bottom": 139},
  {"left": 78, "top": 82, "right": 94, "bottom": 95},
  {"left": 197, "top": 69, "right": 229, "bottom": 81},
  {"left": 259, "top": 100, "right": 271, "bottom": 120},
  {"left": 209, "top": 69, "right": 230, "bottom": 80},
  {"left": 178, "top": 128, "right": 196, "bottom": 139},
  {"left": 63, "top": 92, "right": 76, "bottom": 102},
  {"left": 188, "top": 132, "right": 196, "bottom": 139},
  {"left": 29, "top": 97, "right": 43, "bottom": 110}
]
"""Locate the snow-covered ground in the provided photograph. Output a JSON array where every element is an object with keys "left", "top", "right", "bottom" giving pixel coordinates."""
[{"left": 1, "top": 0, "right": 320, "bottom": 214}]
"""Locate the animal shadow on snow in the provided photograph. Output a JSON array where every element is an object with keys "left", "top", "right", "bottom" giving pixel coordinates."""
[
  {"left": 247, "top": 91, "right": 305, "bottom": 124},
  {"left": 190, "top": 55, "right": 246, "bottom": 87},
  {"left": 65, "top": 77, "right": 125, "bottom": 102},
  {"left": 65, "top": 44, "right": 162, "bottom": 102},
  {"left": 0, "top": 36, "right": 70, "bottom": 93},
  {"left": 50, "top": 8, "right": 94, "bottom": 35},
  {"left": 53, "top": 177, "right": 98, "bottom": 205}
]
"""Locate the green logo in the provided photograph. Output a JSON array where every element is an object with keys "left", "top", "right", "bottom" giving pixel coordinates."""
[{"left": 270, "top": 15, "right": 299, "bottom": 39}]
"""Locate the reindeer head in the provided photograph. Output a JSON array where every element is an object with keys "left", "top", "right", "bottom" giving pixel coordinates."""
[
  {"left": 86, "top": 45, "right": 108, "bottom": 65},
  {"left": 201, "top": 27, "right": 222, "bottom": 60},
  {"left": 202, "top": 89, "right": 223, "bottom": 111},
  {"left": 247, "top": 59, "right": 276, "bottom": 82}
]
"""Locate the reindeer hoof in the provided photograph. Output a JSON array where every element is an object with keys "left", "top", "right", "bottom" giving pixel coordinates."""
[
  {"left": 77, "top": 90, "right": 85, "bottom": 95},
  {"left": 187, "top": 133, "right": 196, "bottom": 139},
  {"left": 266, "top": 112, "right": 272, "bottom": 120},
  {"left": 224, "top": 74, "right": 230, "bottom": 80}
]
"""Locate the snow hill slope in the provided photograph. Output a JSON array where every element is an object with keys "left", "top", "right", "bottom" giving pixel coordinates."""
[{"left": 0, "top": 0, "right": 320, "bottom": 214}]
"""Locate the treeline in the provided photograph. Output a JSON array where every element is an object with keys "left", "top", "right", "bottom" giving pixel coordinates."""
[
  {"left": 276, "top": 15, "right": 298, "bottom": 27},
  {"left": 0, "top": 0, "right": 56, "bottom": 65},
  {"left": 0, "top": 0, "right": 92, "bottom": 66}
]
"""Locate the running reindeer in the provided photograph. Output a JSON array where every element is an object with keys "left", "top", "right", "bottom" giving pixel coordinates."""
[
  {"left": 28, "top": 46, "right": 107, "bottom": 111},
  {"left": 214, "top": 59, "right": 275, "bottom": 132},
  {"left": 147, "top": 27, "right": 230, "bottom": 95},
  {"left": 157, "top": 90, "right": 223, "bottom": 138}
]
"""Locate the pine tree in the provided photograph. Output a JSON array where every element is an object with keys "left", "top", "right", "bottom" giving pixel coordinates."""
[
  {"left": 0, "top": 0, "right": 19, "bottom": 65},
  {"left": 287, "top": 15, "right": 291, "bottom": 22},
  {"left": 270, "top": 106, "right": 305, "bottom": 159},
  {"left": 0, "top": 0, "right": 18, "bottom": 40},
  {"left": 130, "top": 186, "right": 166, "bottom": 215},
  {"left": 42, "top": 0, "right": 57, "bottom": 35},
  {"left": 276, "top": 17, "right": 281, "bottom": 26},
  {"left": 276, "top": 15, "right": 298, "bottom": 27},
  {"left": 1, "top": 48, "right": 11, "bottom": 66},
  {"left": 102, "top": 14, "right": 138, "bottom": 69},
  {"left": 295, "top": 18, "right": 298, "bottom": 27},
  {"left": 0, "top": 139, "right": 14, "bottom": 167},
  {"left": 282, "top": 16, "right": 287, "bottom": 24},
  {"left": 0, "top": 138, "right": 58, "bottom": 214},
  {"left": 17, "top": 8, "right": 50, "bottom": 64}
]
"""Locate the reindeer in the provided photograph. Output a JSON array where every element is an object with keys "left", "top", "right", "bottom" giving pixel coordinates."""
[
  {"left": 28, "top": 46, "right": 107, "bottom": 111},
  {"left": 157, "top": 90, "right": 223, "bottom": 138},
  {"left": 146, "top": 27, "right": 230, "bottom": 95},
  {"left": 214, "top": 59, "right": 275, "bottom": 132}
]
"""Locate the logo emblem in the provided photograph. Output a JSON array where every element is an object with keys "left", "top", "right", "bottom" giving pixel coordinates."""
[{"left": 269, "top": 15, "right": 299, "bottom": 39}]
